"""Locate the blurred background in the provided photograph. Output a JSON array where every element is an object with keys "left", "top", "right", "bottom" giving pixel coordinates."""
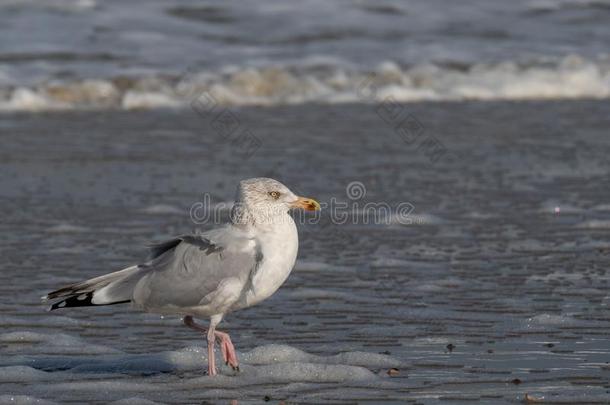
[
  {"left": 1, "top": 1, "right": 610, "bottom": 404},
  {"left": 0, "top": 0, "right": 609, "bottom": 109}
]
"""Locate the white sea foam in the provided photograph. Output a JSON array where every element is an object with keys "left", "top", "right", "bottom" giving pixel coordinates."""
[
  {"left": 122, "top": 91, "right": 181, "bottom": 110},
  {"left": 1, "top": 55, "right": 609, "bottom": 112},
  {"left": 243, "top": 344, "right": 400, "bottom": 368},
  {"left": 4, "top": 88, "right": 53, "bottom": 112},
  {"left": 234, "top": 362, "right": 377, "bottom": 382},
  {"left": 1, "top": 331, "right": 399, "bottom": 384}
]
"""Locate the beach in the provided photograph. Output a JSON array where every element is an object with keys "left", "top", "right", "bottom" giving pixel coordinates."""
[{"left": 1, "top": 100, "right": 609, "bottom": 403}]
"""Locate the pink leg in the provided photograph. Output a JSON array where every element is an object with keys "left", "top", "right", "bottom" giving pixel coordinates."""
[
  {"left": 183, "top": 315, "right": 220, "bottom": 376},
  {"left": 183, "top": 315, "right": 237, "bottom": 376},
  {"left": 206, "top": 327, "right": 217, "bottom": 376},
  {"left": 214, "top": 330, "right": 239, "bottom": 371}
]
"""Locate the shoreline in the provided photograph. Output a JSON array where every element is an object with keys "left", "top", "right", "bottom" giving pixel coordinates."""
[{"left": 1, "top": 99, "right": 609, "bottom": 403}]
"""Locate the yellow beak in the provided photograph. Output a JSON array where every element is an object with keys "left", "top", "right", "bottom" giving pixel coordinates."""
[{"left": 290, "top": 196, "right": 321, "bottom": 211}]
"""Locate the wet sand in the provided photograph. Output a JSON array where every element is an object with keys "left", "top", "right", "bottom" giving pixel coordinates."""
[{"left": 1, "top": 100, "right": 609, "bottom": 403}]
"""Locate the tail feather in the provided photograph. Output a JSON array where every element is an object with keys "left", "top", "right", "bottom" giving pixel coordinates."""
[{"left": 44, "top": 265, "right": 143, "bottom": 311}]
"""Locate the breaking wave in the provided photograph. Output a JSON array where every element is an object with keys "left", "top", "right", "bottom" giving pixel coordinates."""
[{"left": 1, "top": 54, "right": 608, "bottom": 111}]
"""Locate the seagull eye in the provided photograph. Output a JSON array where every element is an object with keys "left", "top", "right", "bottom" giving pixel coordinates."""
[{"left": 268, "top": 191, "right": 280, "bottom": 199}]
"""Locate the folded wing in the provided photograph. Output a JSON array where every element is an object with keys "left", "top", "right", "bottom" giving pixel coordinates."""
[{"left": 44, "top": 228, "right": 263, "bottom": 314}]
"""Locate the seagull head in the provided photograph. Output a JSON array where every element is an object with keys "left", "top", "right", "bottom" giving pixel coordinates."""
[{"left": 231, "top": 177, "right": 320, "bottom": 226}]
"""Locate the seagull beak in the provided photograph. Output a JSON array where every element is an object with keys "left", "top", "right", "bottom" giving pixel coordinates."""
[{"left": 291, "top": 196, "right": 321, "bottom": 211}]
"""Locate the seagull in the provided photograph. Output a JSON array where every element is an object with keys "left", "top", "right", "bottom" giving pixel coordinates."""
[{"left": 43, "top": 178, "right": 320, "bottom": 376}]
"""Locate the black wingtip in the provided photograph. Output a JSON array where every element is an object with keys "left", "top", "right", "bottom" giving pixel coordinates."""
[
  {"left": 47, "top": 292, "right": 92, "bottom": 311},
  {"left": 47, "top": 292, "right": 130, "bottom": 311}
]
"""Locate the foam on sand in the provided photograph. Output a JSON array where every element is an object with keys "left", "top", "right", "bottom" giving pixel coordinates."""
[
  {"left": 1, "top": 332, "right": 400, "bottom": 381},
  {"left": 0, "top": 332, "right": 404, "bottom": 402}
]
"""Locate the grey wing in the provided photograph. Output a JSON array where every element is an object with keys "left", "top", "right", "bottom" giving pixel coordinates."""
[{"left": 133, "top": 230, "right": 262, "bottom": 313}]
